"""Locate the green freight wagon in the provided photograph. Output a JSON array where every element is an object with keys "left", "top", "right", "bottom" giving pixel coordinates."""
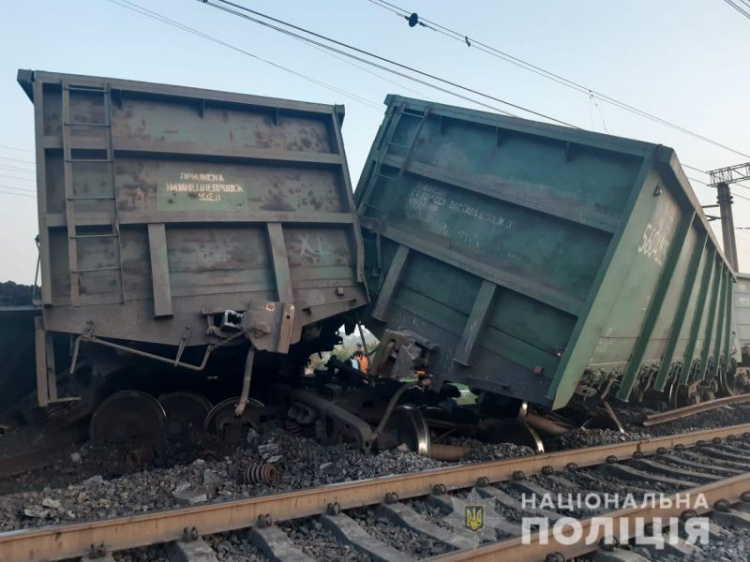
[
  {"left": 18, "top": 69, "right": 367, "bottom": 411},
  {"left": 356, "top": 95, "right": 738, "bottom": 411}
]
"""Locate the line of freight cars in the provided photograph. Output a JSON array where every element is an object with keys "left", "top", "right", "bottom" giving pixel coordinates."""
[{"left": 1, "top": 69, "right": 743, "bottom": 446}]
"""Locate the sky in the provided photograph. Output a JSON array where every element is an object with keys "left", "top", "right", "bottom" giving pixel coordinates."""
[{"left": 0, "top": 0, "right": 748, "bottom": 284}]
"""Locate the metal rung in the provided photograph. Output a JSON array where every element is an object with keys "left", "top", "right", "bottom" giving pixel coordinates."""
[
  {"left": 66, "top": 196, "right": 115, "bottom": 201},
  {"left": 402, "top": 109, "right": 424, "bottom": 117},
  {"left": 375, "top": 172, "right": 400, "bottom": 181},
  {"left": 64, "top": 121, "right": 110, "bottom": 127},
  {"left": 64, "top": 85, "right": 107, "bottom": 93},
  {"left": 65, "top": 159, "right": 114, "bottom": 164},
  {"left": 48, "top": 397, "right": 82, "bottom": 404},
  {"left": 387, "top": 142, "right": 412, "bottom": 150},
  {"left": 70, "top": 234, "right": 117, "bottom": 239},
  {"left": 72, "top": 266, "right": 121, "bottom": 273}
]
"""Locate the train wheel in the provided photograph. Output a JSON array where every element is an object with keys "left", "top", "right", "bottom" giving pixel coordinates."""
[
  {"left": 89, "top": 390, "right": 166, "bottom": 444},
  {"left": 380, "top": 404, "right": 431, "bottom": 456},
  {"left": 203, "top": 397, "right": 265, "bottom": 443},
  {"left": 157, "top": 392, "right": 212, "bottom": 439},
  {"left": 718, "top": 369, "right": 743, "bottom": 397},
  {"left": 671, "top": 383, "right": 700, "bottom": 409}
]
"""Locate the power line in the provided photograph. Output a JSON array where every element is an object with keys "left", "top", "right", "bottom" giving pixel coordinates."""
[
  {"left": 724, "top": 0, "right": 750, "bottom": 20},
  {"left": 366, "top": 0, "right": 750, "bottom": 160},
  {"left": 0, "top": 184, "right": 35, "bottom": 194},
  {"left": 0, "top": 164, "right": 35, "bottom": 174},
  {"left": 202, "top": 0, "right": 516, "bottom": 118},
  {"left": 112, "top": 0, "right": 735, "bottom": 184},
  {"left": 0, "top": 155, "right": 34, "bottom": 165},
  {"left": 0, "top": 144, "right": 34, "bottom": 154},
  {"left": 0, "top": 174, "right": 35, "bottom": 182},
  {"left": 0, "top": 183, "right": 36, "bottom": 198},
  {"left": 203, "top": 0, "right": 583, "bottom": 126},
  {"left": 684, "top": 164, "right": 709, "bottom": 175},
  {"left": 105, "top": 0, "right": 382, "bottom": 111},
  {"left": 0, "top": 190, "right": 35, "bottom": 199}
]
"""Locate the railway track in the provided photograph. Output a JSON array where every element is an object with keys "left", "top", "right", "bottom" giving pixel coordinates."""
[{"left": 2, "top": 424, "right": 750, "bottom": 562}]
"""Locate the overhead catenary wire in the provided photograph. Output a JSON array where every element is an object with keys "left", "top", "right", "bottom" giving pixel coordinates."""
[
  {"left": 201, "top": 0, "right": 516, "bottom": 118},
  {"left": 366, "top": 0, "right": 750, "bottom": 160},
  {"left": 203, "top": 0, "right": 586, "bottom": 126},
  {"left": 0, "top": 174, "right": 35, "bottom": 182},
  {"left": 203, "top": 0, "right": 746, "bottom": 186},
  {"left": 0, "top": 190, "right": 35, "bottom": 199},
  {"left": 0, "top": 183, "right": 35, "bottom": 193},
  {"left": 723, "top": 0, "right": 750, "bottom": 20},
  {"left": 107, "top": 0, "right": 438, "bottom": 112},
  {"left": 105, "top": 0, "right": 383, "bottom": 111},
  {"left": 0, "top": 155, "right": 34, "bottom": 165},
  {"left": 0, "top": 144, "right": 34, "bottom": 154},
  {"left": 0, "top": 164, "right": 35, "bottom": 174}
]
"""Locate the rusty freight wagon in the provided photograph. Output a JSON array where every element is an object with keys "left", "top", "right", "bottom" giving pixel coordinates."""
[
  {"left": 18, "top": 69, "right": 367, "bottom": 438},
  {"left": 356, "top": 95, "right": 739, "bottom": 418}
]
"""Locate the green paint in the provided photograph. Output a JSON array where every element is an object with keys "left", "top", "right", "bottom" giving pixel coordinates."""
[{"left": 357, "top": 96, "right": 736, "bottom": 410}]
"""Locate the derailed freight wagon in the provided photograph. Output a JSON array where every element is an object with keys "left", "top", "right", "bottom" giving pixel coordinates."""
[
  {"left": 18, "top": 70, "right": 367, "bottom": 434},
  {"left": 357, "top": 95, "right": 739, "bottom": 414}
]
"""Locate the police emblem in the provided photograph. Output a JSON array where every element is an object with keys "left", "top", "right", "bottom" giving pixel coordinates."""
[{"left": 464, "top": 505, "right": 484, "bottom": 532}]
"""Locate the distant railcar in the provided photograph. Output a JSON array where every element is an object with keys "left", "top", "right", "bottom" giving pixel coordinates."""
[{"left": 356, "top": 95, "right": 739, "bottom": 411}]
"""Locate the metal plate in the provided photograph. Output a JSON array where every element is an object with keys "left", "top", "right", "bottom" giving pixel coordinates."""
[{"left": 89, "top": 390, "right": 165, "bottom": 444}]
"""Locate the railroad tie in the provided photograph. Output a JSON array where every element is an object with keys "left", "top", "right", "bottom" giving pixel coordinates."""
[
  {"left": 712, "top": 508, "right": 750, "bottom": 528},
  {"left": 680, "top": 449, "right": 749, "bottom": 471},
  {"left": 657, "top": 453, "right": 744, "bottom": 476},
  {"left": 320, "top": 512, "right": 413, "bottom": 562},
  {"left": 599, "top": 463, "right": 696, "bottom": 489},
  {"left": 546, "top": 473, "right": 653, "bottom": 499},
  {"left": 626, "top": 458, "right": 720, "bottom": 484},
  {"left": 167, "top": 539, "right": 218, "bottom": 562},
  {"left": 248, "top": 526, "right": 315, "bottom": 562},
  {"left": 698, "top": 445, "right": 750, "bottom": 463},
  {"left": 709, "top": 442, "right": 750, "bottom": 456},
  {"left": 476, "top": 484, "right": 564, "bottom": 521},
  {"left": 377, "top": 502, "right": 475, "bottom": 550}
]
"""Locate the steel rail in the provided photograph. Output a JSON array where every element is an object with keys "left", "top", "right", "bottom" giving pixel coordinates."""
[
  {"left": 432, "top": 471, "right": 750, "bottom": 561},
  {"left": 2, "top": 422, "right": 750, "bottom": 561},
  {"left": 643, "top": 393, "right": 750, "bottom": 426}
]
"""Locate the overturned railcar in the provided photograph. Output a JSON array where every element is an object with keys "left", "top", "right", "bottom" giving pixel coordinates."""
[
  {"left": 356, "top": 95, "right": 738, "bottom": 410},
  {"left": 19, "top": 69, "right": 367, "bottom": 408}
]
